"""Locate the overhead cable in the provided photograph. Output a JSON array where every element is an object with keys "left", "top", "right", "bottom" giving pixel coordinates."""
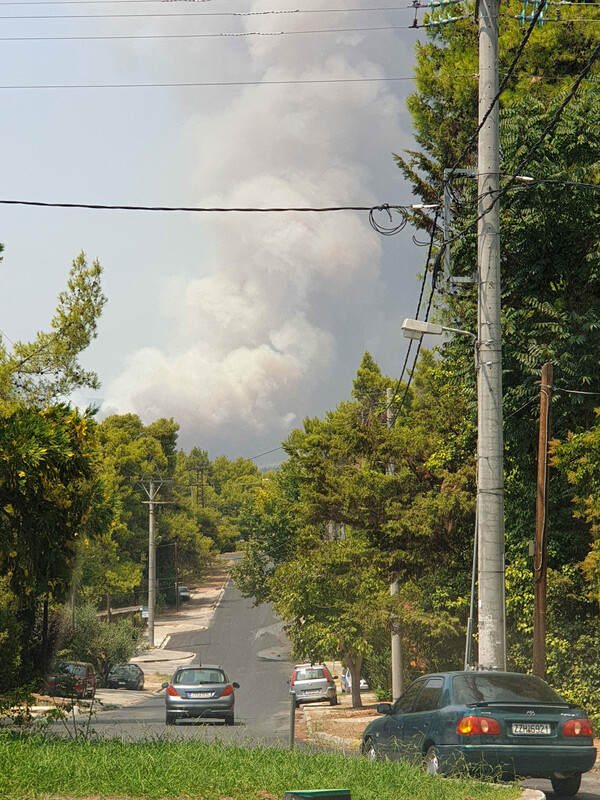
[
  {"left": 0, "top": 199, "right": 413, "bottom": 214},
  {"left": 0, "top": 19, "right": 474, "bottom": 40},
  {"left": 0, "top": 5, "right": 423, "bottom": 17},
  {"left": 448, "top": 39, "right": 600, "bottom": 250},
  {"left": 0, "top": 76, "right": 423, "bottom": 89}
]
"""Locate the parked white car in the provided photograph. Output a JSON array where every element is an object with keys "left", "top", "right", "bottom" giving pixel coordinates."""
[{"left": 340, "top": 667, "right": 369, "bottom": 693}]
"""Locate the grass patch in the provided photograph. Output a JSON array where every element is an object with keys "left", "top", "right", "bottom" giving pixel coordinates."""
[{"left": 0, "top": 733, "right": 521, "bottom": 800}]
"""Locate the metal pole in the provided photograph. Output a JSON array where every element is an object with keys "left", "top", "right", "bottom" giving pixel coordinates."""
[
  {"left": 175, "top": 540, "right": 180, "bottom": 613},
  {"left": 388, "top": 387, "right": 403, "bottom": 698},
  {"left": 477, "top": 0, "right": 506, "bottom": 670},
  {"left": 148, "top": 477, "right": 156, "bottom": 648},
  {"left": 289, "top": 691, "right": 296, "bottom": 749},
  {"left": 533, "top": 362, "right": 552, "bottom": 678}
]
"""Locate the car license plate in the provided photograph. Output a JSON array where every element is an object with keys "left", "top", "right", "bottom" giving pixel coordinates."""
[
  {"left": 512, "top": 723, "right": 551, "bottom": 735},
  {"left": 305, "top": 689, "right": 321, "bottom": 695},
  {"left": 189, "top": 692, "right": 212, "bottom": 698}
]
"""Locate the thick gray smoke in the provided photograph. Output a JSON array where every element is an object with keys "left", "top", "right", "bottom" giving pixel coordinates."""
[{"left": 103, "top": 1, "right": 416, "bottom": 455}]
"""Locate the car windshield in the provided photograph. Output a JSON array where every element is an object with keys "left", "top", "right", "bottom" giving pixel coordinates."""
[
  {"left": 111, "top": 665, "right": 136, "bottom": 675},
  {"left": 174, "top": 668, "right": 226, "bottom": 685},
  {"left": 295, "top": 668, "right": 325, "bottom": 681},
  {"left": 453, "top": 673, "right": 566, "bottom": 705},
  {"left": 60, "top": 663, "right": 86, "bottom": 677}
]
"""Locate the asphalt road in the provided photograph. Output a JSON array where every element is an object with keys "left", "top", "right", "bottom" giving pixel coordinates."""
[
  {"left": 522, "top": 773, "right": 600, "bottom": 799},
  {"left": 47, "top": 574, "right": 600, "bottom": 798},
  {"left": 59, "top": 577, "right": 295, "bottom": 745}
]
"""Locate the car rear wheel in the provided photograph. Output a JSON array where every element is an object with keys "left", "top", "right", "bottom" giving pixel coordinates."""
[
  {"left": 423, "top": 746, "right": 439, "bottom": 775},
  {"left": 551, "top": 775, "right": 581, "bottom": 797},
  {"left": 329, "top": 696, "right": 338, "bottom": 706},
  {"left": 166, "top": 713, "right": 176, "bottom": 726},
  {"left": 224, "top": 713, "right": 235, "bottom": 726}
]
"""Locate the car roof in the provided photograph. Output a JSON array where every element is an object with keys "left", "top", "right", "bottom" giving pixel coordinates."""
[{"left": 409, "top": 670, "right": 550, "bottom": 679}]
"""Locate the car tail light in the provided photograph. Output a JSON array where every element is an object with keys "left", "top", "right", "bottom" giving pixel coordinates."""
[
  {"left": 291, "top": 671, "right": 296, "bottom": 687},
  {"left": 221, "top": 685, "right": 234, "bottom": 697},
  {"left": 166, "top": 686, "right": 179, "bottom": 697},
  {"left": 457, "top": 716, "right": 501, "bottom": 735},
  {"left": 563, "top": 718, "right": 593, "bottom": 737}
]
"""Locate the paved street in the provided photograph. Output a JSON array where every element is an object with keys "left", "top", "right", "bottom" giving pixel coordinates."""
[
  {"left": 58, "top": 572, "right": 295, "bottom": 745},
  {"left": 45, "top": 560, "right": 600, "bottom": 798}
]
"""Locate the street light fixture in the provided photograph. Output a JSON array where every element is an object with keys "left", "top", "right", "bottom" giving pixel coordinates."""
[
  {"left": 401, "top": 317, "right": 505, "bottom": 670},
  {"left": 401, "top": 318, "right": 476, "bottom": 342}
]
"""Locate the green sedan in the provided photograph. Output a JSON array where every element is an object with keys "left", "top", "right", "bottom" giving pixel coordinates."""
[{"left": 361, "top": 670, "right": 596, "bottom": 797}]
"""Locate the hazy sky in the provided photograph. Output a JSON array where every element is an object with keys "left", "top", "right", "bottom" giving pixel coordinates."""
[{"left": 0, "top": 0, "right": 434, "bottom": 465}]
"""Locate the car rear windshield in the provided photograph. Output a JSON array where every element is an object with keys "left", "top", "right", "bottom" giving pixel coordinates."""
[
  {"left": 453, "top": 673, "right": 566, "bottom": 705},
  {"left": 112, "top": 665, "right": 136, "bottom": 675},
  {"left": 295, "top": 668, "right": 326, "bottom": 681},
  {"left": 174, "top": 669, "right": 226, "bottom": 685},
  {"left": 60, "top": 663, "right": 86, "bottom": 677}
]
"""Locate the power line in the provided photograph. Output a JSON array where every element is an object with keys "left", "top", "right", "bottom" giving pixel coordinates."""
[
  {"left": 445, "top": 0, "right": 547, "bottom": 184},
  {"left": 446, "top": 40, "right": 600, "bottom": 251},
  {"left": 0, "top": 5, "right": 423, "bottom": 17},
  {"left": 247, "top": 446, "right": 284, "bottom": 461},
  {"left": 0, "top": 75, "right": 421, "bottom": 89},
  {"left": 0, "top": 199, "right": 413, "bottom": 214},
  {"left": 0, "top": 20, "right": 472, "bottom": 39},
  {"left": 4, "top": 0, "right": 159, "bottom": 3}
]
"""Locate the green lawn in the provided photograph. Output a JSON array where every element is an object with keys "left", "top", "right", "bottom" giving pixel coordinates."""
[{"left": 0, "top": 733, "right": 521, "bottom": 800}]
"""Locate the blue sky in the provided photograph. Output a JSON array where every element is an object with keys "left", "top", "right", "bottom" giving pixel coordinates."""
[{"left": 0, "top": 0, "right": 432, "bottom": 463}]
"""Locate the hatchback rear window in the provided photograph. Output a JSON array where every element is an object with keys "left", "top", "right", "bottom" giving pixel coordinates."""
[
  {"left": 174, "top": 669, "right": 226, "bottom": 685},
  {"left": 295, "top": 668, "right": 326, "bottom": 681},
  {"left": 452, "top": 673, "right": 566, "bottom": 705}
]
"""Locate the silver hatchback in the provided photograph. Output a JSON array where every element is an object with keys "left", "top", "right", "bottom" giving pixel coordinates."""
[
  {"left": 162, "top": 664, "right": 239, "bottom": 726},
  {"left": 290, "top": 663, "right": 338, "bottom": 707}
]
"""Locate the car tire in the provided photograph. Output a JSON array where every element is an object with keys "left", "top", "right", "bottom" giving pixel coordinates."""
[
  {"left": 329, "top": 695, "right": 338, "bottom": 706},
  {"left": 551, "top": 775, "right": 581, "bottom": 797},
  {"left": 166, "top": 713, "right": 176, "bottom": 726},
  {"left": 423, "top": 745, "right": 440, "bottom": 775},
  {"left": 225, "top": 713, "right": 235, "bottom": 726},
  {"left": 362, "top": 739, "right": 379, "bottom": 762}
]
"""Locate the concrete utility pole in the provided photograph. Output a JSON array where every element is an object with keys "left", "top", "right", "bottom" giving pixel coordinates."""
[
  {"left": 388, "top": 387, "right": 403, "bottom": 698},
  {"left": 147, "top": 477, "right": 158, "bottom": 648},
  {"left": 533, "top": 362, "right": 553, "bottom": 678},
  {"left": 476, "top": 0, "right": 506, "bottom": 670},
  {"left": 139, "top": 477, "right": 171, "bottom": 648}
]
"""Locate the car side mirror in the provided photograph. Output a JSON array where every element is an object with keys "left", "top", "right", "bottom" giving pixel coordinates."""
[
  {"left": 232, "top": 682, "right": 240, "bottom": 689},
  {"left": 333, "top": 675, "right": 339, "bottom": 679},
  {"left": 287, "top": 679, "right": 291, "bottom": 684},
  {"left": 376, "top": 702, "right": 393, "bottom": 715},
  {"left": 161, "top": 682, "right": 169, "bottom": 689}
]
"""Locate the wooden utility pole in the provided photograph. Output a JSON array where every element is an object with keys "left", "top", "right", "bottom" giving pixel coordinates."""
[{"left": 533, "top": 362, "right": 553, "bottom": 678}]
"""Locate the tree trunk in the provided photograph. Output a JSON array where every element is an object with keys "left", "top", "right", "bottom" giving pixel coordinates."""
[
  {"left": 346, "top": 653, "right": 364, "bottom": 709},
  {"left": 39, "top": 595, "right": 49, "bottom": 675}
]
